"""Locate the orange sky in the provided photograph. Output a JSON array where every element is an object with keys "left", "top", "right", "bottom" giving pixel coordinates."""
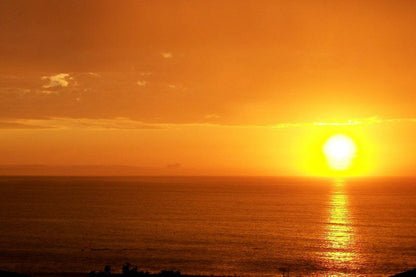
[{"left": 1, "top": 0, "right": 416, "bottom": 176}]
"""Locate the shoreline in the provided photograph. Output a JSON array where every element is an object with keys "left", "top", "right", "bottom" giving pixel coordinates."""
[
  {"left": 3, "top": 269, "right": 416, "bottom": 277},
  {"left": 1, "top": 271, "right": 236, "bottom": 277}
]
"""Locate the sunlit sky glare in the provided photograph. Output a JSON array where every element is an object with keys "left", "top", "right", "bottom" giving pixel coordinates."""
[{"left": 1, "top": 0, "right": 416, "bottom": 176}]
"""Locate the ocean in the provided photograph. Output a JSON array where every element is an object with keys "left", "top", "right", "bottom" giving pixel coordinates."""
[{"left": 0, "top": 176, "right": 415, "bottom": 276}]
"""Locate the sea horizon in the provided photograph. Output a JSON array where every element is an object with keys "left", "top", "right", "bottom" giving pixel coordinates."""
[{"left": 1, "top": 176, "right": 415, "bottom": 276}]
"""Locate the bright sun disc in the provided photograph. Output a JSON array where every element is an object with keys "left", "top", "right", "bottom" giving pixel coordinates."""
[{"left": 323, "top": 134, "right": 357, "bottom": 171}]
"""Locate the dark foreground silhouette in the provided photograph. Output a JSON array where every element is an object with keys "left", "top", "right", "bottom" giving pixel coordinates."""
[
  {"left": 89, "top": 264, "right": 182, "bottom": 277},
  {"left": 2, "top": 265, "right": 416, "bottom": 277},
  {"left": 0, "top": 271, "right": 30, "bottom": 277},
  {"left": 0, "top": 270, "right": 198, "bottom": 277},
  {"left": 390, "top": 268, "right": 416, "bottom": 277},
  {"left": 0, "top": 264, "right": 232, "bottom": 277}
]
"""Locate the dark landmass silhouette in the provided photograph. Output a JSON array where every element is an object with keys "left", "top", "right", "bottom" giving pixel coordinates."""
[
  {"left": 0, "top": 271, "right": 29, "bottom": 277},
  {"left": 390, "top": 268, "right": 416, "bottom": 277},
  {"left": 0, "top": 164, "right": 185, "bottom": 176},
  {"left": 3, "top": 266, "right": 416, "bottom": 277},
  {"left": 0, "top": 271, "right": 232, "bottom": 277}
]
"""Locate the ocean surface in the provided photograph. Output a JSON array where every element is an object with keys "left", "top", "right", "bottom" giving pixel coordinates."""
[{"left": 0, "top": 176, "right": 415, "bottom": 276}]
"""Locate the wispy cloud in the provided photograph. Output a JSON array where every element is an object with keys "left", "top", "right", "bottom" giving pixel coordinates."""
[
  {"left": 140, "top": 72, "right": 152, "bottom": 76},
  {"left": 161, "top": 52, "right": 172, "bottom": 59},
  {"left": 87, "top": 72, "right": 101, "bottom": 77},
  {"left": 204, "top": 114, "right": 220, "bottom": 120},
  {"left": 166, "top": 163, "right": 181, "bottom": 169},
  {"left": 0, "top": 87, "right": 31, "bottom": 95},
  {"left": 41, "top": 73, "right": 72, "bottom": 88},
  {"left": 1, "top": 116, "right": 416, "bottom": 130},
  {"left": 313, "top": 116, "right": 416, "bottom": 126},
  {"left": 136, "top": 80, "right": 147, "bottom": 87},
  {"left": 167, "top": 83, "right": 187, "bottom": 90},
  {"left": 0, "top": 118, "right": 164, "bottom": 130},
  {"left": 0, "top": 120, "right": 52, "bottom": 129},
  {"left": 313, "top": 119, "right": 360, "bottom": 126},
  {"left": 40, "top": 90, "right": 59, "bottom": 95}
]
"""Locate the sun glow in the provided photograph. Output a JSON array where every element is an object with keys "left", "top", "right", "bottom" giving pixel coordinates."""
[{"left": 323, "top": 134, "right": 357, "bottom": 171}]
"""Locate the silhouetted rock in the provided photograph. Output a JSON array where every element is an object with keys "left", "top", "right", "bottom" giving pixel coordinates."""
[
  {"left": 391, "top": 268, "right": 416, "bottom": 277},
  {"left": 0, "top": 271, "right": 28, "bottom": 277},
  {"left": 104, "top": 265, "right": 112, "bottom": 275},
  {"left": 159, "top": 270, "right": 180, "bottom": 277},
  {"left": 122, "top": 263, "right": 131, "bottom": 275}
]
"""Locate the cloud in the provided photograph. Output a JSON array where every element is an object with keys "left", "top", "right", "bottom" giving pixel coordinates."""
[
  {"left": 136, "top": 80, "right": 147, "bottom": 87},
  {"left": 0, "top": 164, "right": 186, "bottom": 176},
  {"left": 313, "top": 116, "right": 416, "bottom": 126},
  {"left": 0, "top": 87, "right": 31, "bottom": 95},
  {"left": 166, "top": 83, "right": 187, "bottom": 90},
  {"left": 0, "top": 120, "right": 52, "bottom": 129},
  {"left": 87, "top": 72, "right": 101, "bottom": 77},
  {"left": 1, "top": 116, "right": 416, "bottom": 130},
  {"left": 0, "top": 117, "right": 165, "bottom": 130},
  {"left": 204, "top": 114, "right": 220, "bottom": 120},
  {"left": 75, "top": 118, "right": 163, "bottom": 129},
  {"left": 161, "top": 52, "right": 172, "bottom": 59},
  {"left": 313, "top": 119, "right": 360, "bottom": 126},
  {"left": 40, "top": 90, "right": 59, "bottom": 95},
  {"left": 41, "top": 73, "right": 72, "bottom": 88},
  {"left": 0, "top": 117, "right": 315, "bottom": 130},
  {"left": 166, "top": 163, "right": 181, "bottom": 169}
]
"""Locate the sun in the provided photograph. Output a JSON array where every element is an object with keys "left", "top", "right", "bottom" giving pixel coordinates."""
[{"left": 323, "top": 134, "right": 357, "bottom": 171}]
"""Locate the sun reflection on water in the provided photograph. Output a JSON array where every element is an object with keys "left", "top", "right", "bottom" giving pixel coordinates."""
[{"left": 321, "top": 179, "right": 361, "bottom": 275}]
